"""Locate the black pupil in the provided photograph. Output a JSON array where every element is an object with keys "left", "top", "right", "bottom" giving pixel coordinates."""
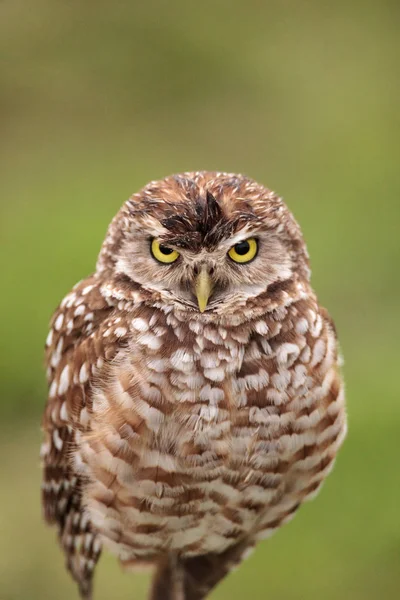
[
  {"left": 159, "top": 244, "right": 173, "bottom": 255},
  {"left": 234, "top": 240, "right": 250, "bottom": 255}
]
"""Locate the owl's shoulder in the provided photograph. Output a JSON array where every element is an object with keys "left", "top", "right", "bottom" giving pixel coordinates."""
[{"left": 43, "top": 275, "right": 132, "bottom": 432}]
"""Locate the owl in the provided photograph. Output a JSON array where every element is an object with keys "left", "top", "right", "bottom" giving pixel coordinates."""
[{"left": 41, "top": 171, "right": 346, "bottom": 600}]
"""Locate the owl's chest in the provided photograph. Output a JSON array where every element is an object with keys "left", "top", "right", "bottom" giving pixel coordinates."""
[
  {"left": 83, "top": 322, "right": 275, "bottom": 555},
  {"left": 81, "top": 314, "right": 343, "bottom": 559},
  {"left": 127, "top": 318, "right": 253, "bottom": 453},
  {"left": 91, "top": 317, "right": 287, "bottom": 480}
]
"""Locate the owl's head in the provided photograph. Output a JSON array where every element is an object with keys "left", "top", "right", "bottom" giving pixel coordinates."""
[{"left": 97, "top": 172, "right": 310, "bottom": 317}]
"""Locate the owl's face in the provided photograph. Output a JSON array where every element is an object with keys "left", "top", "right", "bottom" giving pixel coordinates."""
[{"left": 99, "top": 172, "right": 310, "bottom": 316}]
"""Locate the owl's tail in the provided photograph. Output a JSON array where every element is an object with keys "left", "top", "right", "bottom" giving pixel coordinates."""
[{"left": 149, "top": 540, "right": 252, "bottom": 600}]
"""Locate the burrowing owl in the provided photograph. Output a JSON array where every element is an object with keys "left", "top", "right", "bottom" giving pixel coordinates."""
[{"left": 41, "top": 171, "right": 346, "bottom": 600}]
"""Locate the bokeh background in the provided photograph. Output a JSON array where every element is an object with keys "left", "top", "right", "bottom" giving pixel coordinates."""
[{"left": 1, "top": 1, "right": 399, "bottom": 599}]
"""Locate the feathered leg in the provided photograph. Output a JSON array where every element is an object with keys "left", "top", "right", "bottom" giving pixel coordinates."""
[{"left": 150, "top": 539, "right": 253, "bottom": 600}]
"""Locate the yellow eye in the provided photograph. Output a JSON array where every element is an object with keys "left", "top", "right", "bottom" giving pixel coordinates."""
[
  {"left": 228, "top": 238, "right": 258, "bottom": 264},
  {"left": 151, "top": 239, "right": 180, "bottom": 264}
]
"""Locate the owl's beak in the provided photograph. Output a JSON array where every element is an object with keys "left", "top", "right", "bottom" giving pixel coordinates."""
[{"left": 194, "top": 267, "right": 213, "bottom": 313}]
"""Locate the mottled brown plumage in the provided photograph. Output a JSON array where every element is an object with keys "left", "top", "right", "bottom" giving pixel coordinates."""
[{"left": 41, "top": 171, "right": 346, "bottom": 599}]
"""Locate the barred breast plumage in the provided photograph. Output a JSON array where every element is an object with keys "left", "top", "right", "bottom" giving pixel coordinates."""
[{"left": 41, "top": 171, "right": 346, "bottom": 600}]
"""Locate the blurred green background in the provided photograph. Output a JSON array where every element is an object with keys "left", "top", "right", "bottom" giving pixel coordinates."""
[{"left": 1, "top": 1, "right": 399, "bottom": 599}]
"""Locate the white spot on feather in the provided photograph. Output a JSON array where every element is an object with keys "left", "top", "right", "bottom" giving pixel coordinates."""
[
  {"left": 200, "top": 352, "right": 219, "bottom": 369},
  {"left": 204, "top": 366, "right": 225, "bottom": 382},
  {"left": 40, "top": 441, "right": 50, "bottom": 458},
  {"left": 254, "top": 320, "right": 269, "bottom": 335},
  {"left": 170, "top": 349, "right": 194, "bottom": 371},
  {"left": 46, "top": 329, "right": 53, "bottom": 347},
  {"left": 65, "top": 293, "right": 77, "bottom": 308},
  {"left": 296, "top": 318, "right": 309, "bottom": 334},
  {"left": 292, "top": 364, "right": 307, "bottom": 389},
  {"left": 80, "top": 512, "right": 89, "bottom": 531},
  {"left": 53, "top": 429, "right": 63, "bottom": 451},
  {"left": 301, "top": 346, "right": 311, "bottom": 363},
  {"left": 84, "top": 534, "right": 93, "bottom": 551},
  {"left": 147, "top": 359, "right": 167, "bottom": 373},
  {"left": 50, "top": 337, "right": 64, "bottom": 368},
  {"left": 92, "top": 391, "right": 109, "bottom": 413},
  {"left": 115, "top": 327, "right": 127, "bottom": 337},
  {"left": 54, "top": 314, "right": 64, "bottom": 331},
  {"left": 50, "top": 480, "right": 61, "bottom": 493},
  {"left": 244, "top": 369, "right": 269, "bottom": 391},
  {"left": 255, "top": 528, "right": 276, "bottom": 541},
  {"left": 241, "top": 547, "right": 255, "bottom": 561},
  {"left": 82, "top": 285, "right": 94, "bottom": 295},
  {"left": 58, "top": 365, "right": 70, "bottom": 395},
  {"left": 60, "top": 402, "right": 68, "bottom": 421},
  {"left": 132, "top": 318, "right": 149, "bottom": 332},
  {"left": 310, "top": 312, "right": 323, "bottom": 337},
  {"left": 74, "top": 305, "right": 85, "bottom": 317},
  {"left": 140, "top": 449, "right": 177, "bottom": 471},
  {"left": 80, "top": 407, "right": 90, "bottom": 427},
  {"left": 139, "top": 332, "right": 162, "bottom": 350},
  {"left": 277, "top": 343, "right": 300, "bottom": 367},
  {"left": 49, "top": 380, "right": 57, "bottom": 398},
  {"left": 79, "top": 363, "right": 89, "bottom": 384},
  {"left": 199, "top": 385, "right": 224, "bottom": 404},
  {"left": 311, "top": 339, "right": 326, "bottom": 367},
  {"left": 199, "top": 405, "right": 219, "bottom": 422},
  {"left": 266, "top": 388, "right": 288, "bottom": 405}
]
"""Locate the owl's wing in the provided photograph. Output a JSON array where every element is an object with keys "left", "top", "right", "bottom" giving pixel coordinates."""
[{"left": 41, "top": 276, "right": 129, "bottom": 599}]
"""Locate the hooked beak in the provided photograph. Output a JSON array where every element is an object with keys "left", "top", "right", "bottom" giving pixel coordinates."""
[{"left": 194, "top": 267, "right": 214, "bottom": 313}]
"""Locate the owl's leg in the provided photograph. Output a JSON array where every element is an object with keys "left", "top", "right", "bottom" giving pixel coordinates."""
[
  {"left": 150, "top": 554, "right": 186, "bottom": 600},
  {"left": 150, "top": 540, "right": 253, "bottom": 600}
]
